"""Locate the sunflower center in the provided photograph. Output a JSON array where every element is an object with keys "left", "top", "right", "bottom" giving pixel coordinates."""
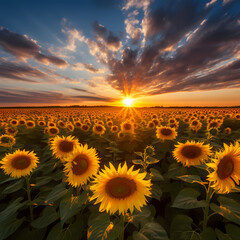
[
  {"left": 72, "top": 154, "right": 89, "bottom": 175},
  {"left": 105, "top": 177, "right": 137, "bottom": 199},
  {"left": 160, "top": 128, "right": 172, "bottom": 136},
  {"left": 1, "top": 137, "right": 10, "bottom": 143},
  {"left": 181, "top": 145, "right": 202, "bottom": 159},
  {"left": 96, "top": 126, "right": 103, "bottom": 131},
  {"left": 192, "top": 121, "right": 198, "bottom": 126},
  {"left": 82, "top": 125, "right": 88, "bottom": 130},
  {"left": 27, "top": 122, "right": 33, "bottom": 127},
  {"left": 124, "top": 123, "right": 132, "bottom": 130},
  {"left": 217, "top": 155, "right": 234, "bottom": 179},
  {"left": 8, "top": 128, "right": 16, "bottom": 133},
  {"left": 59, "top": 140, "right": 74, "bottom": 153},
  {"left": 49, "top": 128, "right": 58, "bottom": 134},
  {"left": 11, "top": 155, "right": 31, "bottom": 169}
]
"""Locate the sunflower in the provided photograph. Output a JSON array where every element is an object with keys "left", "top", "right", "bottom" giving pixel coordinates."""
[
  {"left": 64, "top": 144, "right": 100, "bottom": 187},
  {"left": 51, "top": 135, "right": 79, "bottom": 161},
  {"left": 173, "top": 140, "right": 212, "bottom": 167},
  {"left": 147, "top": 121, "right": 155, "bottom": 129},
  {"left": 48, "top": 127, "right": 60, "bottom": 136},
  {"left": 26, "top": 120, "right": 35, "bottom": 129},
  {"left": 93, "top": 124, "right": 106, "bottom": 135},
  {"left": 120, "top": 120, "right": 134, "bottom": 134},
  {"left": 224, "top": 128, "right": 231, "bottom": 135},
  {"left": 66, "top": 122, "right": 74, "bottom": 132},
  {"left": 156, "top": 126, "right": 177, "bottom": 140},
  {"left": 5, "top": 127, "right": 18, "bottom": 136},
  {"left": 0, "top": 149, "right": 39, "bottom": 178},
  {"left": 81, "top": 124, "right": 90, "bottom": 132},
  {"left": 207, "top": 142, "right": 240, "bottom": 194},
  {"left": 111, "top": 125, "right": 118, "bottom": 133},
  {"left": 189, "top": 119, "right": 202, "bottom": 132},
  {"left": 57, "top": 120, "right": 66, "bottom": 128},
  {"left": 18, "top": 119, "right": 26, "bottom": 125},
  {"left": 90, "top": 162, "right": 151, "bottom": 215},
  {"left": 37, "top": 120, "right": 46, "bottom": 127},
  {"left": 0, "top": 134, "right": 16, "bottom": 147},
  {"left": 10, "top": 119, "right": 18, "bottom": 127}
]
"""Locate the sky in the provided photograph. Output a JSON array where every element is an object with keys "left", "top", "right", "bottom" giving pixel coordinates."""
[{"left": 0, "top": 0, "right": 239, "bottom": 107}]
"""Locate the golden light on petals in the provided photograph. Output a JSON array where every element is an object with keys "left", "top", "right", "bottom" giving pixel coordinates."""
[
  {"left": 207, "top": 142, "right": 240, "bottom": 194},
  {"left": 0, "top": 149, "right": 39, "bottom": 178},
  {"left": 173, "top": 140, "right": 212, "bottom": 167},
  {"left": 64, "top": 144, "right": 100, "bottom": 187},
  {"left": 90, "top": 162, "right": 151, "bottom": 215}
]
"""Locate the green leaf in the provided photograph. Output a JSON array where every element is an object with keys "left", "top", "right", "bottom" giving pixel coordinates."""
[
  {"left": 151, "top": 183, "right": 162, "bottom": 201},
  {"left": 0, "top": 197, "right": 24, "bottom": 224},
  {"left": 132, "top": 159, "right": 144, "bottom": 165},
  {"left": 150, "top": 168, "right": 164, "bottom": 181},
  {"left": 133, "top": 231, "right": 149, "bottom": 240},
  {"left": 177, "top": 175, "right": 206, "bottom": 185},
  {"left": 225, "top": 224, "right": 240, "bottom": 240},
  {"left": 31, "top": 206, "right": 59, "bottom": 229},
  {"left": 45, "top": 182, "right": 68, "bottom": 204},
  {"left": 146, "top": 157, "right": 160, "bottom": 164},
  {"left": 88, "top": 213, "right": 111, "bottom": 240},
  {"left": 200, "top": 228, "right": 216, "bottom": 240},
  {"left": 132, "top": 206, "right": 152, "bottom": 227},
  {"left": 140, "top": 222, "right": 169, "bottom": 240},
  {"left": 215, "top": 229, "right": 232, "bottom": 240},
  {"left": 166, "top": 163, "right": 187, "bottom": 179},
  {"left": 60, "top": 191, "right": 88, "bottom": 226},
  {"left": 218, "top": 196, "right": 240, "bottom": 214},
  {"left": 210, "top": 203, "right": 240, "bottom": 225},
  {"left": 170, "top": 215, "right": 193, "bottom": 240},
  {"left": 0, "top": 217, "right": 25, "bottom": 240},
  {"left": 2, "top": 178, "right": 24, "bottom": 194},
  {"left": 172, "top": 188, "right": 207, "bottom": 209}
]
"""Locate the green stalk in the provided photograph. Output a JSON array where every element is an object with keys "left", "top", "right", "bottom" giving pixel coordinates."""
[
  {"left": 119, "top": 214, "right": 125, "bottom": 240},
  {"left": 202, "top": 183, "right": 214, "bottom": 231},
  {"left": 26, "top": 176, "right": 34, "bottom": 222}
]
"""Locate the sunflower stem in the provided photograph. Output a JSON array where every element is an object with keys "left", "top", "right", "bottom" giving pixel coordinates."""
[
  {"left": 25, "top": 176, "right": 34, "bottom": 222},
  {"left": 119, "top": 214, "right": 125, "bottom": 240},
  {"left": 202, "top": 183, "right": 213, "bottom": 232}
]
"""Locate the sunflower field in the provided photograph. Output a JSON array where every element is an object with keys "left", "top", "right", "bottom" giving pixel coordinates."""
[{"left": 0, "top": 107, "right": 240, "bottom": 240}]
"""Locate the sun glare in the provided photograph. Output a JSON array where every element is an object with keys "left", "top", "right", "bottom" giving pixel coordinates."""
[{"left": 123, "top": 98, "right": 134, "bottom": 107}]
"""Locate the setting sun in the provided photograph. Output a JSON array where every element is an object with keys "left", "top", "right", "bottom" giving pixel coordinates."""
[{"left": 123, "top": 98, "right": 134, "bottom": 107}]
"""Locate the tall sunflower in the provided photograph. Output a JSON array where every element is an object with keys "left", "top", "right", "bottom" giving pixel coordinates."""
[
  {"left": 207, "top": 142, "right": 240, "bottom": 194},
  {"left": 64, "top": 144, "right": 100, "bottom": 187},
  {"left": 156, "top": 126, "right": 177, "bottom": 140},
  {"left": 0, "top": 134, "right": 16, "bottom": 147},
  {"left": 51, "top": 135, "right": 79, "bottom": 161},
  {"left": 0, "top": 149, "right": 39, "bottom": 178},
  {"left": 173, "top": 140, "right": 212, "bottom": 167},
  {"left": 90, "top": 162, "right": 151, "bottom": 215}
]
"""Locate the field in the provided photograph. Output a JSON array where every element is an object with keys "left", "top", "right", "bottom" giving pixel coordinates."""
[{"left": 0, "top": 107, "right": 240, "bottom": 240}]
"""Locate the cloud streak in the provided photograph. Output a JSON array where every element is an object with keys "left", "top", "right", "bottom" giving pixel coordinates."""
[{"left": 0, "top": 27, "right": 68, "bottom": 67}]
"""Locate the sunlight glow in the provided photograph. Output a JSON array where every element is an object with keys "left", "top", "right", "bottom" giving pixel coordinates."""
[{"left": 123, "top": 98, "right": 134, "bottom": 107}]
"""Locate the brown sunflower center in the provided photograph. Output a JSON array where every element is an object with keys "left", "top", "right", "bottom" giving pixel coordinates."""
[
  {"left": 192, "top": 121, "right": 198, "bottom": 126},
  {"left": 1, "top": 137, "right": 11, "bottom": 143},
  {"left": 96, "top": 125, "right": 103, "bottom": 131},
  {"left": 105, "top": 177, "right": 137, "bottom": 199},
  {"left": 19, "top": 120, "right": 25, "bottom": 124},
  {"left": 11, "top": 155, "right": 31, "bottom": 169},
  {"left": 8, "top": 128, "right": 16, "bottom": 133},
  {"left": 49, "top": 123, "right": 55, "bottom": 126},
  {"left": 181, "top": 145, "right": 202, "bottom": 159},
  {"left": 217, "top": 155, "right": 234, "bottom": 179},
  {"left": 160, "top": 128, "right": 172, "bottom": 136},
  {"left": 82, "top": 125, "right": 88, "bottom": 130},
  {"left": 210, "top": 122, "right": 218, "bottom": 128},
  {"left": 11, "top": 120, "right": 17, "bottom": 124},
  {"left": 123, "top": 123, "right": 132, "bottom": 130},
  {"left": 49, "top": 128, "right": 58, "bottom": 134},
  {"left": 27, "top": 122, "right": 34, "bottom": 127},
  {"left": 59, "top": 140, "right": 74, "bottom": 153},
  {"left": 72, "top": 154, "right": 89, "bottom": 175}
]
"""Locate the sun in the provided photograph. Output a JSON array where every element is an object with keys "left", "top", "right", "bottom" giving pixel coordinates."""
[{"left": 123, "top": 98, "right": 134, "bottom": 107}]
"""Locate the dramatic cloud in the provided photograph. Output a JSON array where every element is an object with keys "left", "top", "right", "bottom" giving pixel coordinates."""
[
  {"left": 72, "top": 62, "right": 106, "bottom": 73},
  {"left": 0, "top": 27, "right": 68, "bottom": 67},
  {"left": 0, "top": 60, "right": 46, "bottom": 83},
  {"left": 97, "top": 0, "right": 240, "bottom": 97},
  {"left": 0, "top": 89, "right": 116, "bottom": 105}
]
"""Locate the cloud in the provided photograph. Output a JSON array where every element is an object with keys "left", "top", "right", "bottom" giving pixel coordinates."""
[
  {"left": 0, "top": 89, "right": 116, "bottom": 105},
  {"left": 72, "top": 62, "right": 106, "bottom": 73},
  {"left": 0, "top": 60, "right": 46, "bottom": 83},
  {"left": 101, "top": 0, "right": 240, "bottom": 97},
  {"left": 0, "top": 27, "right": 68, "bottom": 67}
]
